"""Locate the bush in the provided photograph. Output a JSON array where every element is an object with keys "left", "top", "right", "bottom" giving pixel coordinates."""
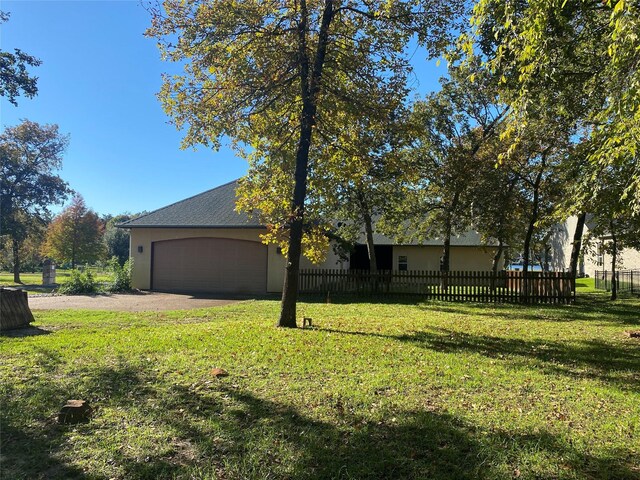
[
  {"left": 106, "top": 257, "right": 133, "bottom": 292},
  {"left": 58, "top": 269, "right": 99, "bottom": 294}
]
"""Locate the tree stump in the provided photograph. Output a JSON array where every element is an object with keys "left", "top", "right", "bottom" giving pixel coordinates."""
[{"left": 0, "top": 288, "right": 35, "bottom": 331}]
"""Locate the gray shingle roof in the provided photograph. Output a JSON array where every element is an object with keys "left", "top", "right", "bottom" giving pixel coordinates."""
[
  {"left": 118, "top": 180, "right": 263, "bottom": 229},
  {"left": 119, "top": 179, "right": 497, "bottom": 247},
  {"left": 359, "top": 228, "right": 499, "bottom": 247}
]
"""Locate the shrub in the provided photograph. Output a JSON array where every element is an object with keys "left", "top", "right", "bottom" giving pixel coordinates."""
[
  {"left": 106, "top": 257, "right": 133, "bottom": 292},
  {"left": 58, "top": 269, "right": 99, "bottom": 294}
]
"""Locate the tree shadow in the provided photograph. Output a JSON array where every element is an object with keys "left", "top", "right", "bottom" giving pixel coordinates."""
[
  {"left": 3, "top": 362, "right": 638, "bottom": 479},
  {"left": 421, "top": 296, "right": 640, "bottom": 325},
  {"left": 113, "top": 375, "right": 640, "bottom": 479},
  {"left": 0, "top": 421, "right": 91, "bottom": 480},
  {"left": 0, "top": 326, "right": 51, "bottom": 337},
  {"left": 316, "top": 325, "right": 640, "bottom": 392}
]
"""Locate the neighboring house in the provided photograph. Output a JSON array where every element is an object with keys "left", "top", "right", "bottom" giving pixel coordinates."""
[
  {"left": 549, "top": 215, "right": 640, "bottom": 276},
  {"left": 119, "top": 180, "right": 503, "bottom": 294}
]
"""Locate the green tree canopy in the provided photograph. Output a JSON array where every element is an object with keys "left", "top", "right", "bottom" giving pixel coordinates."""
[
  {"left": 147, "top": 0, "right": 465, "bottom": 327},
  {"left": 41, "top": 195, "right": 104, "bottom": 268},
  {"left": 0, "top": 120, "right": 70, "bottom": 282},
  {"left": 0, "top": 12, "right": 41, "bottom": 105},
  {"left": 467, "top": 0, "right": 640, "bottom": 214}
]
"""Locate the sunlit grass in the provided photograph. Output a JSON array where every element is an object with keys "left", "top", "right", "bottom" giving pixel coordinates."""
[
  {"left": 1, "top": 288, "right": 638, "bottom": 479},
  {"left": 0, "top": 269, "right": 112, "bottom": 293}
]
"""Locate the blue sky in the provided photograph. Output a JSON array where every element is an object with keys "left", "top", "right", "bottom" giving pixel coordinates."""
[{"left": 1, "top": 1, "right": 444, "bottom": 216}]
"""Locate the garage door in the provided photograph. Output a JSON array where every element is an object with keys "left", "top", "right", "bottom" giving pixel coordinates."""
[{"left": 152, "top": 238, "right": 267, "bottom": 294}]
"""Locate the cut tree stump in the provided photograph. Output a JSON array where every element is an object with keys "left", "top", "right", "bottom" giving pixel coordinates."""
[
  {"left": 58, "top": 400, "right": 93, "bottom": 424},
  {"left": 0, "top": 288, "right": 35, "bottom": 332}
]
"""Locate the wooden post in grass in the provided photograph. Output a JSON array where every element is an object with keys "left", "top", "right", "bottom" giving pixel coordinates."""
[{"left": 0, "top": 288, "right": 35, "bottom": 331}]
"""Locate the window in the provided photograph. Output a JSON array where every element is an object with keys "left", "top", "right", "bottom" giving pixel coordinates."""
[
  {"left": 596, "top": 244, "right": 604, "bottom": 267},
  {"left": 398, "top": 255, "right": 408, "bottom": 271}
]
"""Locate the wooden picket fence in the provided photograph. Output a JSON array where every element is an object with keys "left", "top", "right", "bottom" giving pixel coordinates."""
[{"left": 299, "top": 269, "right": 575, "bottom": 304}]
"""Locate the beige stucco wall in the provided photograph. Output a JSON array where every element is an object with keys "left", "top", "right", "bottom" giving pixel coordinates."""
[
  {"left": 391, "top": 245, "right": 498, "bottom": 271},
  {"left": 548, "top": 217, "right": 576, "bottom": 272},
  {"left": 128, "top": 227, "right": 346, "bottom": 293},
  {"left": 583, "top": 244, "right": 640, "bottom": 277},
  {"left": 550, "top": 216, "right": 640, "bottom": 276}
]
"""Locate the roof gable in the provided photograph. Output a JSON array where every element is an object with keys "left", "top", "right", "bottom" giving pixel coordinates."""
[{"left": 119, "top": 180, "right": 262, "bottom": 229}]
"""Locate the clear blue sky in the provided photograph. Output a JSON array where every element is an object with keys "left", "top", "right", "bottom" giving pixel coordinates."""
[{"left": 1, "top": 1, "right": 444, "bottom": 217}]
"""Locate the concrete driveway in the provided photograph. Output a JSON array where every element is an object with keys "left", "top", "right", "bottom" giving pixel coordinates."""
[{"left": 28, "top": 291, "right": 245, "bottom": 312}]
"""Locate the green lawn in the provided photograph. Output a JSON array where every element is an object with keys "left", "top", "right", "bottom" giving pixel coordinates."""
[
  {"left": 0, "top": 269, "right": 112, "bottom": 294},
  {"left": 1, "top": 288, "right": 639, "bottom": 479}
]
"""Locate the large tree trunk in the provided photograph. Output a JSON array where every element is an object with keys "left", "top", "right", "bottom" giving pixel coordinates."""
[
  {"left": 278, "top": 0, "right": 333, "bottom": 328},
  {"left": 491, "top": 240, "right": 504, "bottom": 276},
  {"left": 610, "top": 222, "right": 618, "bottom": 301},
  {"left": 363, "top": 211, "right": 377, "bottom": 273},
  {"left": 490, "top": 240, "right": 504, "bottom": 291},
  {"left": 441, "top": 233, "right": 451, "bottom": 272},
  {"left": 569, "top": 212, "right": 586, "bottom": 277},
  {"left": 440, "top": 220, "right": 452, "bottom": 292},
  {"left": 523, "top": 163, "right": 544, "bottom": 301},
  {"left": 12, "top": 237, "right": 21, "bottom": 284}
]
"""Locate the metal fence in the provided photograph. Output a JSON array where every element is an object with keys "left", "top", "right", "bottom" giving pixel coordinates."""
[
  {"left": 299, "top": 269, "right": 575, "bottom": 304},
  {"left": 594, "top": 269, "right": 639, "bottom": 294}
]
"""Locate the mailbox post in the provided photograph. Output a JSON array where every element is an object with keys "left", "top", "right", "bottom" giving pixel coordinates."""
[{"left": 43, "top": 259, "right": 56, "bottom": 286}]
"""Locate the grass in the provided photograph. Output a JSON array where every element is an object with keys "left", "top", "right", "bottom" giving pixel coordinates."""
[
  {"left": 0, "top": 269, "right": 112, "bottom": 294},
  {"left": 1, "top": 286, "right": 639, "bottom": 479}
]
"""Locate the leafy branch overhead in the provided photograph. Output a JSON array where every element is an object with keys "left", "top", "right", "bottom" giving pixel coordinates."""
[{"left": 0, "top": 11, "right": 42, "bottom": 105}]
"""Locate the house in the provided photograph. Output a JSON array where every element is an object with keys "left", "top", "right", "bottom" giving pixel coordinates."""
[
  {"left": 549, "top": 215, "right": 640, "bottom": 276},
  {"left": 119, "top": 180, "right": 503, "bottom": 294}
]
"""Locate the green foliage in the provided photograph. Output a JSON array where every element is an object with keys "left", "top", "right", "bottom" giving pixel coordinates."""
[
  {"left": 147, "top": 0, "right": 466, "bottom": 324},
  {"left": 41, "top": 195, "right": 105, "bottom": 268},
  {"left": 0, "top": 120, "right": 70, "bottom": 281},
  {"left": 105, "top": 256, "right": 133, "bottom": 292},
  {"left": 57, "top": 268, "right": 99, "bottom": 295},
  {"left": 467, "top": 0, "right": 640, "bottom": 215},
  {"left": 0, "top": 11, "right": 41, "bottom": 105},
  {"left": 102, "top": 214, "right": 134, "bottom": 265}
]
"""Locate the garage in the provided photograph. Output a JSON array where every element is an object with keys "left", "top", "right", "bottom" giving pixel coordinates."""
[{"left": 151, "top": 237, "right": 267, "bottom": 294}]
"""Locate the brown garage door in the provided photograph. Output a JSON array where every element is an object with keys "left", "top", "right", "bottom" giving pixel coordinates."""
[{"left": 152, "top": 238, "right": 267, "bottom": 294}]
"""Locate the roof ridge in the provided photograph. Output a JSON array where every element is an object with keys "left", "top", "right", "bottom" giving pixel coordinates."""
[{"left": 118, "top": 179, "right": 240, "bottom": 227}]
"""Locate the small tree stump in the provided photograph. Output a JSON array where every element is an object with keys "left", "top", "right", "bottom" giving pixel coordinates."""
[
  {"left": 58, "top": 400, "right": 92, "bottom": 424},
  {"left": 0, "top": 288, "right": 35, "bottom": 332}
]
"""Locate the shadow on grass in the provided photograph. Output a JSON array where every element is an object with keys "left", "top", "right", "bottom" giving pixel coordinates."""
[
  {"left": 0, "top": 326, "right": 51, "bottom": 337},
  {"left": 0, "top": 422, "right": 90, "bottom": 480},
  {"left": 417, "top": 293, "right": 640, "bottom": 325},
  {"left": 2, "top": 362, "right": 638, "bottom": 479},
  {"left": 301, "top": 292, "right": 640, "bottom": 325},
  {"left": 316, "top": 325, "right": 640, "bottom": 392}
]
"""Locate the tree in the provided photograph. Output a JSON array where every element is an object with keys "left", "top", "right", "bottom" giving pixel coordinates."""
[
  {"left": 502, "top": 121, "right": 568, "bottom": 276},
  {"left": 0, "top": 12, "right": 41, "bottom": 105},
  {"left": 471, "top": 134, "right": 528, "bottom": 276},
  {"left": 102, "top": 213, "right": 140, "bottom": 265},
  {"left": 385, "top": 63, "right": 507, "bottom": 273},
  {"left": 0, "top": 120, "right": 70, "bottom": 282},
  {"left": 147, "top": 0, "right": 464, "bottom": 327},
  {"left": 467, "top": 0, "right": 640, "bottom": 215},
  {"left": 41, "top": 195, "right": 104, "bottom": 268},
  {"left": 581, "top": 164, "right": 640, "bottom": 300}
]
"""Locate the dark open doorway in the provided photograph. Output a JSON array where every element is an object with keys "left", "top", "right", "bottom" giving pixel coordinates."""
[{"left": 349, "top": 245, "right": 393, "bottom": 270}]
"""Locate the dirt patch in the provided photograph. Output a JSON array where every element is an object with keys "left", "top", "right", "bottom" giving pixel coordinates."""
[{"left": 27, "top": 291, "right": 245, "bottom": 312}]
